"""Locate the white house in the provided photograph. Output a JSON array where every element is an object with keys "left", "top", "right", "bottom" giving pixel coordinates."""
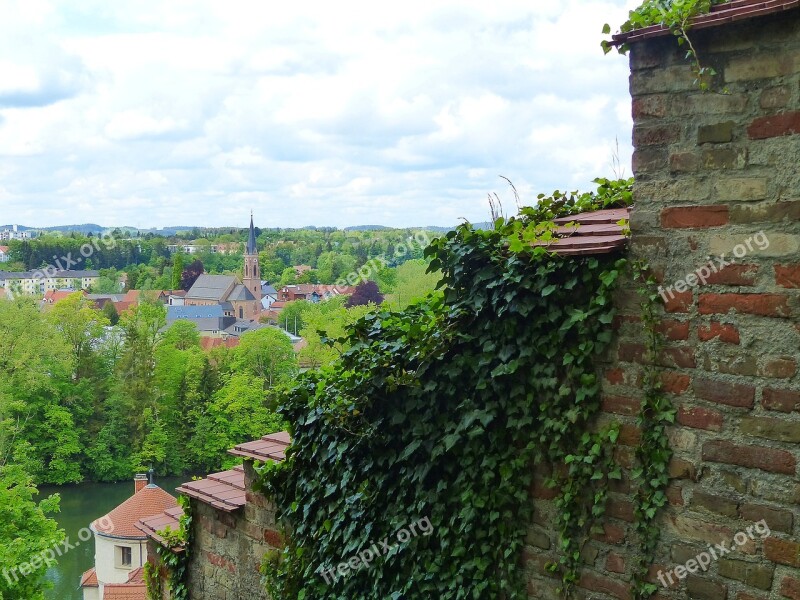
[
  {"left": 81, "top": 475, "right": 178, "bottom": 600},
  {"left": 0, "top": 246, "right": 9, "bottom": 263}
]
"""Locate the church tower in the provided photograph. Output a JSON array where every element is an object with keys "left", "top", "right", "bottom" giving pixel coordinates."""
[{"left": 243, "top": 213, "right": 262, "bottom": 309}]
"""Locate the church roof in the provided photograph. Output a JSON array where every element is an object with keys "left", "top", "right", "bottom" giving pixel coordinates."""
[
  {"left": 228, "top": 284, "right": 256, "bottom": 302},
  {"left": 247, "top": 214, "right": 257, "bottom": 255},
  {"left": 92, "top": 484, "right": 178, "bottom": 539},
  {"left": 185, "top": 274, "right": 237, "bottom": 301}
]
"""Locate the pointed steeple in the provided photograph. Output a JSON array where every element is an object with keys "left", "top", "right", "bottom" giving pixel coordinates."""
[{"left": 247, "top": 211, "right": 257, "bottom": 255}]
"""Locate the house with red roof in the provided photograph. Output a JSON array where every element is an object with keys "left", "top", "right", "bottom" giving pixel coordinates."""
[
  {"left": 0, "top": 246, "right": 9, "bottom": 263},
  {"left": 81, "top": 474, "right": 178, "bottom": 600}
]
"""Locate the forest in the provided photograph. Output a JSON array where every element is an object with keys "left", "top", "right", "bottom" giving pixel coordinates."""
[{"left": 2, "top": 226, "right": 434, "bottom": 292}]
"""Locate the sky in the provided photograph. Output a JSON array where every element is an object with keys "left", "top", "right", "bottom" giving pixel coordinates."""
[{"left": 0, "top": 0, "right": 641, "bottom": 229}]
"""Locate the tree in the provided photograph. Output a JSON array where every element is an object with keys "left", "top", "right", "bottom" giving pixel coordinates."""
[
  {"left": 171, "top": 253, "right": 185, "bottom": 290},
  {"left": 0, "top": 463, "right": 65, "bottom": 600},
  {"left": 346, "top": 281, "right": 384, "bottom": 307},
  {"left": 180, "top": 259, "right": 204, "bottom": 291},
  {"left": 102, "top": 301, "right": 120, "bottom": 326},
  {"left": 232, "top": 328, "right": 298, "bottom": 388}
]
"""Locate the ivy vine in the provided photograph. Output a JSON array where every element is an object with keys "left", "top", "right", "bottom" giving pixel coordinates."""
[
  {"left": 629, "top": 261, "right": 676, "bottom": 599},
  {"left": 602, "top": 0, "right": 729, "bottom": 90},
  {"left": 252, "top": 179, "right": 657, "bottom": 599},
  {"left": 146, "top": 495, "right": 193, "bottom": 600}
]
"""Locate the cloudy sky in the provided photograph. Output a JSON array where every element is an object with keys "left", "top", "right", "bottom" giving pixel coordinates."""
[{"left": 0, "top": 0, "right": 640, "bottom": 229}]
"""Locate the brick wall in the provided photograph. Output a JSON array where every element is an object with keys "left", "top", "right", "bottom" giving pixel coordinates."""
[
  {"left": 526, "top": 11, "right": 800, "bottom": 600},
  {"left": 187, "top": 463, "right": 282, "bottom": 600}
]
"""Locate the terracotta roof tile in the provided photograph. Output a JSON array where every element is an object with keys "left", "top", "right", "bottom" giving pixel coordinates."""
[
  {"left": 80, "top": 567, "right": 98, "bottom": 587},
  {"left": 93, "top": 485, "right": 178, "bottom": 539},
  {"left": 126, "top": 567, "right": 146, "bottom": 584},
  {"left": 534, "top": 208, "right": 630, "bottom": 256},
  {"left": 176, "top": 466, "right": 247, "bottom": 512},
  {"left": 228, "top": 432, "right": 291, "bottom": 463},
  {"left": 135, "top": 506, "right": 184, "bottom": 549},
  {"left": 102, "top": 583, "right": 147, "bottom": 600},
  {"left": 613, "top": 0, "right": 800, "bottom": 45}
]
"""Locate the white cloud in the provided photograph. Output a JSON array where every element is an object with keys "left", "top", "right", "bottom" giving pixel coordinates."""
[{"left": 0, "top": 0, "right": 642, "bottom": 228}]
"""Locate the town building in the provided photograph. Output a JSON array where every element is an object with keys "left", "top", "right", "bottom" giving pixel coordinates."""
[
  {"left": 0, "top": 270, "right": 99, "bottom": 295},
  {"left": 183, "top": 215, "right": 262, "bottom": 321},
  {"left": 0, "top": 246, "right": 9, "bottom": 262},
  {"left": 277, "top": 283, "right": 356, "bottom": 303},
  {"left": 81, "top": 474, "right": 178, "bottom": 600},
  {"left": 0, "top": 225, "right": 34, "bottom": 240}
]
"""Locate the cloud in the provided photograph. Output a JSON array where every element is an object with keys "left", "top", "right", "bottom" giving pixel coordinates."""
[{"left": 0, "top": 0, "right": 641, "bottom": 228}]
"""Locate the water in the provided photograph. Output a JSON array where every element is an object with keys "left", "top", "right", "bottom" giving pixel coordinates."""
[{"left": 39, "top": 476, "right": 186, "bottom": 600}]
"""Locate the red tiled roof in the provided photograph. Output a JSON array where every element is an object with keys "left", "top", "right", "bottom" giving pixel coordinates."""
[
  {"left": 534, "top": 208, "right": 630, "bottom": 256},
  {"left": 80, "top": 567, "right": 98, "bottom": 587},
  {"left": 135, "top": 506, "right": 184, "bottom": 548},
  {"left": 613, "top": 0, "right": 800, "bottom": 45},
  {"left": 176, "top": 466, "right": 247, "bottom": 512},
  {"left": 199, "top": 337, "right": 240, "bottom": 351},
  {"left": 93, "top": 485, "right": 178, "bottom": 539},
  {"left": 228, "top": 431, "right": 291, "bottom": 463},
  {"left": 0, "top": 246, "right": 9, "bottom": 253},
  {"left": 126, "top": 567, "right": 146, "bottom": 584},
  {"left": 102, "top": 583, "right": 147, "bottom": 600}
]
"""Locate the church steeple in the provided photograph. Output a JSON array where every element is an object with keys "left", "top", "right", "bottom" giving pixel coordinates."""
[
  {"left": 243, "top": 212, "right": 262, "bottom": 314},
  {"left": 247, "top": 211, "right": 257, "bottom": 255}
]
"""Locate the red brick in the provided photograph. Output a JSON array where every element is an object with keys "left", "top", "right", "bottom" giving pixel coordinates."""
[
  {"left": 736, "top": 592, "right": 769, "bottom": 600},
  {"left": 781, "top": 575, "right": 800, "bottom": 600},
  {"left": 693, "top": 377, "right": 755, "bottom": 408},
  {"left": 668, "top": 457, "right": 697, "bottom": 480},
  {"left": 704, "top": 263, "right": 759, "bottom": 286},
  {"left": 578, "top": 570, "right": 632, "bottom": 600},
  {"left": 677, "top": 405, "right": 724, "bottom": 431},
  {"left": 205, "top": 551, "right": 237, "bottom": 573},
  {"left": 763, "top": 388, "right": 800, "bottom": 412},
  {"left": 602, "top": 395, "right": 641, "bottom": 416},
  {"left": 605, "top": 368, "right": 625, "bottom": 385},
  {"left": 661, "top": 371, "right": 691, "bottom": 394},
  {"left": 658, "top": 319, "right": 690, "bottom": 340},
  {"left": 748, "top": 111, "right": 800, "bottom": 139},
  {"left": 634, "top": 125, "right": 681, "bottom": 146},
  {"left": 531, "top": 476, "right": 557, "bottom": 500},
  {"left": 775, "top": 264, "right": 800, "bottom": 289},
  {"left": 765, "top": 538, "right": 800, "bottom": 568},
  {"left": 739, "top": 503, "right": 794, "bottom": 534},
  {"left": 633, "top": 95, "right": 667, "bottom": 119},
  {"left": 660, "top": 346, "right": 696, "bottom": 369},
  {"left": 592, "top": 523, "right": 626, "bottom": 544},
  {"left": 618, "top": 343, "right": 647, "bottom": 363},
  {"left": 699, "top": 293, "right": 792, "bottom": 317},
  {"left": 670, "top": 151, "right": 700, "bottom": 172},
  {"left": 264, "top": 528, "right": 284, "bottom": 548},
  {"left": 703, "top": 440, "right": 796, "bottom": 475},
  {"left": 663, "top": 289, "right": 693, "bottom": 313},
  {"left": 761, "top": 357, "right": 797, "bottom": 379},
  {"left": 666, "top": 484, "right": 684, "bottom": 506},
  {"left": 698, "top": 321, "right": 740, "bottom": 344},
  {"left": 607, "top": 497, "right": 635, "bottom": 522},
  {"left": 661, "top": 205, "right": 729, "bottom": 228},
  {"left": 618, "top": 423, "right": 642, "bottom": 446},
  {"left": 606, "top": 551, "right": 626, "bottom": 573}
]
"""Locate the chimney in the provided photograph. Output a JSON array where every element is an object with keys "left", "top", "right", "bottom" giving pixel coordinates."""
[{"left": 134, "top": 473, "right": 148, "bottom": 494}]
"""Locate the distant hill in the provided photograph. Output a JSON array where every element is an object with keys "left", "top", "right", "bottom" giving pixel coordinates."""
[{"left": 1, "top": 223, "right": 490, "bottom": 235}]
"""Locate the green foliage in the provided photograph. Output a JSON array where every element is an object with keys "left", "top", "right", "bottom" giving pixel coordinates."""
[
  {"left": 629, "top": 261, "right": 675, "bottom": 599},
  {"left": 602, "top": 0, "right": 728, "bottom": 90},
  {"left": 0, "top": 464, "right": 65, "bottom": 600},
  {"left": 255, "top": 179, "right": 635, "bottom": 599},
  {"left": 149, "top": 495, "right": 192, "bottom": 600}
]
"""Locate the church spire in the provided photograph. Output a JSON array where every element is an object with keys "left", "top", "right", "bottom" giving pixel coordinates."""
[{"left": 247, "top": 211, "right": 257, "bottom": 255}]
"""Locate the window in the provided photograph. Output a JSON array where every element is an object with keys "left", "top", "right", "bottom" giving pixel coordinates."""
[{"left": 116, "top": 545, "right": 132, "bottom": 568}]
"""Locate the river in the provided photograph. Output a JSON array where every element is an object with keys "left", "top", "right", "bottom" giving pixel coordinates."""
[{"left": 40, "top": 476, "right": 187, "bottom": 600}]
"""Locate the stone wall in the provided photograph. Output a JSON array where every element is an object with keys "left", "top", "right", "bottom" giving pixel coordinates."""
[
  {"left": 526, "top": 11, "right": 800, "bottom": 600},
  {"left": 187, "top": 463, "right": 281, "bottom": 600}
]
